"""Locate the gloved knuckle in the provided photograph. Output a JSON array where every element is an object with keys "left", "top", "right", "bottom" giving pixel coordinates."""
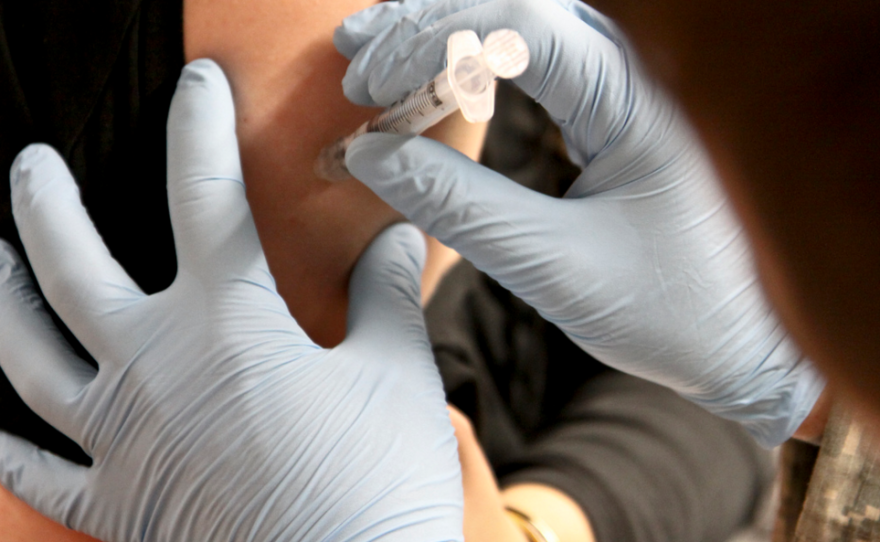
[{"left": 503, "top": 0, "right": 541, "bottom": 26}]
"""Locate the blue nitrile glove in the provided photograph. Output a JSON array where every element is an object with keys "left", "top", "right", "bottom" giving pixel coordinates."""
[
  {"left": 334, "top": 0, "right": 824, "bottom": 447},
  {"left": 0, "top": 59, "right": 463, "bottom": 542}
]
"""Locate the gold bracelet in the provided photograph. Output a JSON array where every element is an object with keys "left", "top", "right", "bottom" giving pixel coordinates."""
[{"left": 504, "top": 506, "right": 560, "bottom": 542}]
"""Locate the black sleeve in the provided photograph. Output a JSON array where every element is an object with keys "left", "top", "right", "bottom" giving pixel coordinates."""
[
  {"left": 0, "top": 0, "right": 183, "bottom": 464},
  {"left": 498, "top": 371, "right": 773, "bottom": 542},
  {"left": 426, "top": 259, "right": 774, "bottom": 542}
]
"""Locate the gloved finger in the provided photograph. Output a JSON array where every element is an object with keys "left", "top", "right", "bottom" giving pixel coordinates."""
[
  {"left": 334, "top": 0, "right": 443, "bottom": 60},
  {"left": 342, "top": 0, "right": 629, "bottom": 166},
  {"left": 0, "top": 241, "right": 95, "bottom": 447},
  {"left": 343, "top": 222, "right": 429, "bottom": 355},
  {"left": 343, "top": 0, "right": 617, "bottom": 109},
  {"left": 10, "top": 144, "right": 146, "bottom": 355},
  {"left": 346, "top": 133, "right": 561, "bottom": 282},
  {"left": 166, "top": 59, "right": 275, "bottom": 292},
  {"left": 0, "top": 432, "right": 90, "bottom": 532},
  {"left": 342, "top": 0, "right": 493, "bottom": 106}
]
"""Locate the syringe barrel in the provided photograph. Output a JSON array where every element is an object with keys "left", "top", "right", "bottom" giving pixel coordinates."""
[{"left": 365, "top": 72, "right": 456, "bottom": 135}]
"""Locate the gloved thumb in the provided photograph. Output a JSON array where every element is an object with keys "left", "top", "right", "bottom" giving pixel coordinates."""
[{"left": 345, "top": 222, "right": 430, "bottom": 354}]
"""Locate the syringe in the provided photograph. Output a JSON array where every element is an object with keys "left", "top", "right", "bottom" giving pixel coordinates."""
[{"left": 315, "top": 29, "right": 530, "bottom": 181}]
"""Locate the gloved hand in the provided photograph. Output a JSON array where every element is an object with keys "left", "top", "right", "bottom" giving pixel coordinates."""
[
  {"left": 334, "top": 0, "right": 824, "bottom": 447},
  {"left": 0, "top": 59, "right": 462, "bottom": 542}
]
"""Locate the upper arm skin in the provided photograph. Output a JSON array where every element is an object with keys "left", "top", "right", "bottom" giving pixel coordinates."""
[{"left": 184, "top": 0, "right": 480, "bottom": 346}]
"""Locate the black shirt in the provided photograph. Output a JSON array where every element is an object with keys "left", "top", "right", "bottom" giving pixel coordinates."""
[
  {"left": 426, "top": 259, "right": 772, "bottom": 542},
  {"left": 1, "top": 0, "right": 184, "bottom": 464}
]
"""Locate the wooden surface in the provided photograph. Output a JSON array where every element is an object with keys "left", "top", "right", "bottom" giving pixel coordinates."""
[{"left": 793, "top": 405, "right": 880, "bottom": 541}]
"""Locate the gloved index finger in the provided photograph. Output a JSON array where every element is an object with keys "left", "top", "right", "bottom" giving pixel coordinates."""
[
  {"left": 166, "top": 60, "right": 316, "bottom": 351},
  {"left": 166, "top": 59, "right": 272, "bottom": 290},
  {"left": 346, "top": 133, "right": 562, "bottom": 290}
]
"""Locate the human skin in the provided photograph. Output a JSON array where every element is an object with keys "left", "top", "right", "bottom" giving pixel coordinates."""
[
  {"left": 590, "top": 0, "right": 880, "bottom": 431},
  {"left": 448, "top": 405, "right": 596, "bottom": 542},
  {"left": 183, "top": 0, "right": 483, "bottom": 346},
  {"left": 0, "top": 0, "right": 481, "bottom": 538}
]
